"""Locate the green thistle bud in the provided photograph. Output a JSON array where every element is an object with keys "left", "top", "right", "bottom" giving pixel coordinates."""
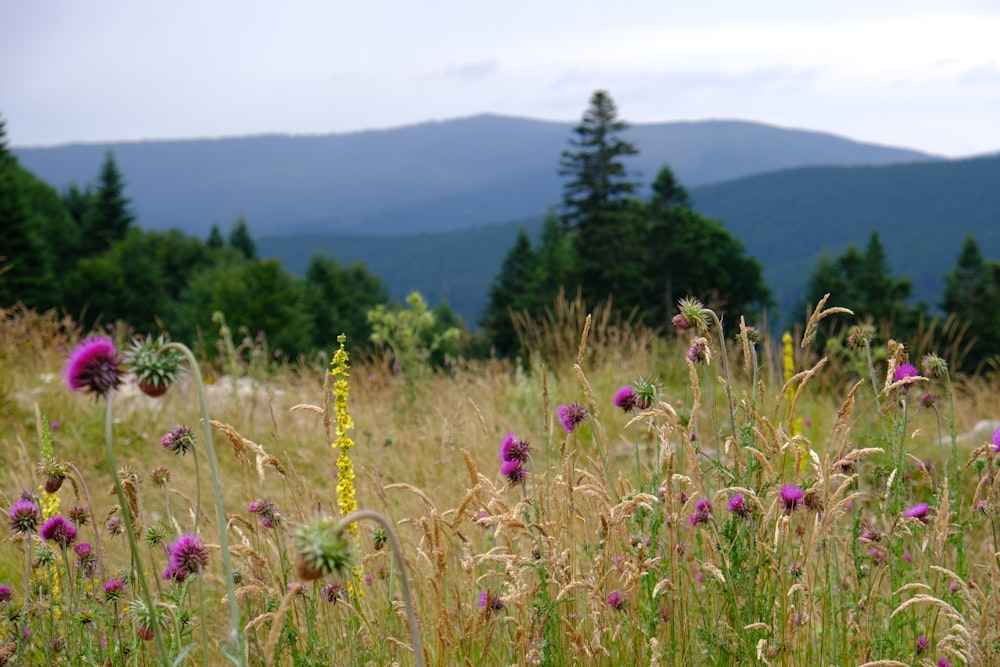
[
  {"left": 632, "top": 377, "right": 660, "bottom": 410},
  {"left": 921, "top": 353, "right": 948, "bottom": 378},
  {"left": 293, "top": 514, "right": 355, "bottom": 582},
  {"left": 38, "top": 457, "right": 69, "bottom": 494},
  {"left": 372, "top": 526, "right": 388, "bottom": 551},
  {"left": 674, "top": 297, "right": 708, "bottom": 331},
  {"left": 123, "top": 334, "right": 184, "bottom": 398}
]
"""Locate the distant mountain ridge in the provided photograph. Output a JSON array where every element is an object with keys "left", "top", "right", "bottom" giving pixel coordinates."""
[
  {"left": 257, "top": 154, "right": 1000, "bottom": 328},
  {"left": 13, "top": 114, "right": 935, "bottom": 237}
]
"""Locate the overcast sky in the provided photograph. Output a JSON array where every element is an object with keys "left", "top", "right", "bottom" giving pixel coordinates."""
[{"left": 3, "top": 1, "right": 998, "bottom": 157}]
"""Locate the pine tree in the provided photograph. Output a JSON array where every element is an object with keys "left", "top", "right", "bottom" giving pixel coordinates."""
[
  {"left": 481, "top": 228, "right": 538, "bottom": 357},
  {"left": 559, "top": 90, "right": 643, "bottom": 309},
  {"left": 533, "top": 208, "right": 574, "bottom": 308},
  {"left": 207, "top": 223, "right": 225, "bottom": 249},
  {"left": 942, "top": 235, "right": 1000, "bottom": 371},
  {"left": 80, "top": 151, "right": 134, "bottom": 257},
  {"left": 228, "top": 216, "right": 257, "bottom": 259}
]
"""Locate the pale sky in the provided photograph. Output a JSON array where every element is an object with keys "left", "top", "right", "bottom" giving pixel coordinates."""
[{"left": 3, "top": 1, "right": 999, "bottom": 157}]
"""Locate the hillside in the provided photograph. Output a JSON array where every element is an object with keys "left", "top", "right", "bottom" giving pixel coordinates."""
[
  {"left": 259, "top": 155, "right": 1000, "bottom": 327},
  {"left": 14, "top": 115, "right": 933, "bottom": 237}
]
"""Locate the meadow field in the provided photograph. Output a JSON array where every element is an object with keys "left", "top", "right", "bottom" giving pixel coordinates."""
[{"left": 1, "top": 297, "right": 998, "bottom": 666}]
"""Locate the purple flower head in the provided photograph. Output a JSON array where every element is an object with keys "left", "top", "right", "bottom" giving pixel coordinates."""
[
  {"left": 8, "top": 499, "right": 41, "bottom": 534},
  {"left": 894, "top": 363, "right": 920, "bottom": 388},
  {"left": 686, "top": 337, "right": 711, "bottom": 364},
  {"left": 780, "top": 485, "right": 804, "bottom": 514},
  {"left": 614, "top": 386, "right": 638, "bottom": 413},
  {"left": 75, "top": 542, "right": 97, "bottom": 577},
  {"left": 106, "top": 516, "right": 124, "bottom": 536},
  {"left": 479, "top": 590, "right": 506, "bottom": 614},
  {"left": 161, "top": 425, "right": 195, "bottom": 456},
  {"left": 501, "top": 459, "right": 527, "bottom": 484},
  {"left": 992, "top": 426, "right": 1000, "bottom": 453},
  {"left": 499, "top": 433, "right": 530, "bottom": 463},
  {"left": 727, "top": 493, "right": 752, "bottom": 519},
  {"left": 688, "top": 498, "right": 712, "bottom": 527},
  {"left": 322, "top": 581, "right": 344, "bottom": 603},
  {"left": 64, "top": 335, "right": 123, "bottom": 398},
  {"left": 167, "top": 534, "right": 209, "bottom": 582},
  {"left": 249, "top": 498, "right": 281, "bottom": 529},
  {"left": 40, "top": 515, "right": 77, "bottom": 549},
  {"left": 0, "top": 585, "right": 11, "bottom": 604},
  {"left": 558, "top": 402, "right": 588, "bottom": 433},
  {"left": 921, "top": 392, "right": 938, "bottom": 408},
  {"left": 606, "top": 590, "right": 624, "bottom": 610},
  {"left": 671, "top": 313, "right": 692, "bottom": 331},
  {"left": 905, "top": 502, "right": 930, "bottom": 524},
  {"left": 68, "top": 505, "right": 89, "bottom": 526},
  {"left": 917, "top": 635, "right": 928, "bottom": 654},
  {"left": 938, "top": 659, "right": 951, "bottom": 667}
]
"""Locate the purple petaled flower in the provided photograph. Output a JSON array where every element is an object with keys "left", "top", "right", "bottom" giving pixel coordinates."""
[
  {"left": 499, "top": 433, "right": 530, "bottom": 463},
  {"left": 938, "top": 659, "right": 951, "bottom": 667},
  {"left": 64, "top": 335, "right": 123, "bottom": 398},
  {"left": 8, "top": 499, "right": 41, "bottom": 534},
  {"left": 167, "top": 534, "right": 209, "bottom": 582},
  {"left": 501, "top": 459, "right": 527, "bottom": 484},
  {"left": 920, "top": 392, "right": 938, "bottom": 409},
  {"left": 0, "top": 585, "right": 11, "bottom": 604},
  {"left": 161, "top": 425, "right": 195, "bottom": 456},
  {"left": 688, "top": 498, "right": 712, "bottom": 527},
  {"left": 606, "top": 590, "right": 624, "bottom": 611},
  {"left": 75, "top": 542, "right": 97, "bottom": 577},
  {"left": 992, "top": 426, "right": 1000, "bottom": 453},
  {"left": 68, "top": 505, "right": 89, "bottom": 526},
  {"left": 40, "top": 515, "right": 77, "bottom": 549},
  {"left": 780, "top": 485, "right": 804, "bottom": 514},
  {"left": 686, "top": 337, "right": 711, "bottom": 364},
  {"left": 106, "top": 516, "right": 124, "bottom": 536},
  {"left": 614, "top": 386, "right": 638, "bottom": 413},
  {"left": 249, "top": 498, "right": 281, "bottom": 529},
  {"left": 727, "top": 493, "right": 752, "bottom": 519},
  {"left": 894, "top": 363, "right": 920, "bottom": 388},
  {"left": 479, "top": 590, "right": 506, "bottom": 614},
  {"left": 905, "top": 502, "right": 930, "bottom": 524},
  {"left": 558, "top": 402, "right": 588, "bottom": 433},
  {"left": 671, "top": 313, "right": 692, "bottom": 331},
  {"left": 322, "top": 581, "right": 344, "bottom": 603},
  {"left": 917, "top": 634, "right": 928, "bottom": 654}
]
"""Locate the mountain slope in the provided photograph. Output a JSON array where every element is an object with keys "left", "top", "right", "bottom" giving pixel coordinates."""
[
  {"left": 259, "top": 154, "right": 1000, "bottom": 328},
  {"left": 14, "top": 115, "right": 933, "bottom": 237}
]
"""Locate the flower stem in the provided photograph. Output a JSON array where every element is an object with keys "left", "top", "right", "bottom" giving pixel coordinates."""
[
  {"left": 702, "top": 308, "right": 737, "bottom": 441},
  {"left": 335, "top": 510, "right": 425, "bottom": 667},
  {"left": 105, "top": 394, "right": 170, "bottom": 667},
  {"left": 162, "top": 342, "right": 245, "bottom": 666}
]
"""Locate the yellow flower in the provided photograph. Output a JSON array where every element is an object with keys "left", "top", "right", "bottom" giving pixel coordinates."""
[{"left": 330, "top": 335, "right": 358, "bottom": 534}]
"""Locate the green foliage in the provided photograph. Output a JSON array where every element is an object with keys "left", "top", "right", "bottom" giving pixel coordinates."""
[
  {"left": 481, "top": 228, "right": 539, "bottom": 356},
  {"left": 303, "top": 252, "right": 388, "bottom": 353},
  {"left": 800, "top": 230, "right": 924, "bottom": 338},
  {"left": 227, "top": 215, "right": 256, "bottom": 259},
  {"left": 206, "top": 223, "right": 225, "bottom": 249},
  {"left": 941, "top": 234, "right": 1000, "bottom": 371},
  {"left": 179, "top": 257, "right": 314, "bottom": 358},
  {"left": 368, "top": 291, "right": 460, "bottom": 374}
]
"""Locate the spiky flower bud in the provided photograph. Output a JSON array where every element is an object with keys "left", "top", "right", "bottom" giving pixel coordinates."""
[
  {"left": 123, "top": 334, "right": 184, "bottom": 398},
  {"left": 161, "top": 425, "right": 195, "bottom": 456},
  {"left": 38, "top": 458, "right": 69, "bottom": 494},
  {"left": 675, "top": 297, "right": 708, "bottom": 331},
  {"left": 292, "top": 515, "right": 354, "bottom": 582},
  {"left": 921, "top": 353, "right": 948, "bottom": 378},
  {"left": 847, "top": 324, "right": 876, "bottom": 349},
  {"left": 633, "top": 376, "right": 660, "bottom": 410}
]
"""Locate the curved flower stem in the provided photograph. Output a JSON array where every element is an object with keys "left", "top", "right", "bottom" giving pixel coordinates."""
[
  {"left": 161, "top": 342, "right": 245, "bottom": 666},
  {"left": 105, "top": 394, "right": 170, "bottom": 667},
  {"left": 702, "top": 309, "right": 737, "bottom": 442},
  {"left": 335, "top": 510, "right": 425, "bottom": 667}
]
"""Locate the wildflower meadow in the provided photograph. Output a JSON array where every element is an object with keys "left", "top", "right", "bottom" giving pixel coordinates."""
[{"left": 2, "top": 295, "right": 1000, "bottom": 666}]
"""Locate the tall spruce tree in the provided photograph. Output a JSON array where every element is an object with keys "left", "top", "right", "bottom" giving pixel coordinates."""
[
  {"left": 228, "top": 216, "right": 257, "bottom": 259},
  {"left": 559, "top": 90, "right": 643, "bottom": 310},
  {"left": 481, "top": 228, "right": 539, "bottom": 357},
  {"left": 942, "top": 234, "right": 1000, "bottom": 371},
  {"left": 80, "top": 151, "right": 134, "bottom": 257}
]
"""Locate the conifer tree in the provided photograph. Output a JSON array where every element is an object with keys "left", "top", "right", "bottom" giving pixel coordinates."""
[
  {"left": 228, "top": 216, "right": 257, "bottom": 259},
  {"left": 80, "top": 151, "right": 134, "bottom": 257},
  {"left": 207, "top": 223, "right": 225, "bottom": 249},
  {"left": 942, "top": 234, "right": 1000, "bottom": 371},
  {"left": 559, "top": 90, "right": 643, "bottom": 309},
  {"left": 481, "top": 228, "right": 538, "bottom": 356}
]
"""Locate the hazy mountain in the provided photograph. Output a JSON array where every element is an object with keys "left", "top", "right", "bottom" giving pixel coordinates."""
[
  {"left": 259, "top": 154, "right": 1000, "bottom": 327},
  {"left": 14, "top": 114, "right": 934, "bottom": 238}
]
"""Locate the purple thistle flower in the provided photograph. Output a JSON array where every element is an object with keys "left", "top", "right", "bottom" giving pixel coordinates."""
[
  {"left": 894, "top": 363, "right": 920, "bottom": 388},
  {"left": 614, "top": 386, "right": 638, "bottom": 412},
  {"left": 249, "top": 498, "right": 281, "bottom": 529},
  {"left": 167, "top": 534, "right": 209, "bottom": 582},
  {"left": 780, "top": 485, "right": 804, "bottom": 514},
  {"left": 671, "top": 313, "right": 692, "bottom": 330},
  {"left": 920, "top": 392, "right": 938, "bottom": 408},
  {"left": 322, "top": 581, "right": 344, "bottom": 603},
  {"left": 688, "top": 498, "right": 712, "bottom": 527},
  {"left": 992, "top": 426, "right": 1000, "bottom": 453},
  {"left": 0, "top": 585, "right": 11, "bottom": 604},
  {"left": 686, "top": 337, "right": 711, "bottom": 364},
  {"left": 106, "top": 516, "right": 124, "bottom": 536},
  {"left": 606, "top": 590, "right": 624, "bottom": 610},
  {"left": 479, "top": 590, "right": 506, "bottom": 614},
  {"left": 75, "top": 542, "right": 97, "bottom": 578},
  {"left": 40, "top": 515, "right": 77, "bottom": 549},
  {"left": 558, "top": 402, "right": 588, "bottom": 433},
  {"left": 499, "top": 433, "right": 530, "bottom": 463},
  {"left": 938, "top": 659, "right": 951, "bottom": 667},
  {"left": 905, "top": 502, "right": 930, "bottom": 524},
  {"left": 917, "top": 635, "right": 928, "bottom": 654},
  {"left": 161, "top": 425, "right": 195, "bottom": 455},
  {"left": 8, "top": 499, "right": 41, "bottom": 534},
  {"left": 64, "top": 335, "right": 123, "bottom": 398},
  {"left": 501, "top": 459, "right": 527, "bottom": 484},
  {"left": 727, "top": 493, "right": 752, "bottom": 519}
]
